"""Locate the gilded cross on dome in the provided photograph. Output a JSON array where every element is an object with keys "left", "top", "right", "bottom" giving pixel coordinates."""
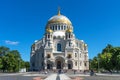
[{"left": 57, "top": 7, "right": 61, "bottom": 16}]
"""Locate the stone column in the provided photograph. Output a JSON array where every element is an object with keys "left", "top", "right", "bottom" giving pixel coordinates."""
[
  {"left": 60, "top": 25, "right": 61, "bottom": 30},
  {"left": 64, "top": 60, "right": 68, "bottom": 69},
  {"left": 52, "top": 60, "right": 56, "bottom": 70},
  {"left": 57, "top": 25, "right": 58, "bottom": 30},
  {"left": 72, "top": 61, "right": 75, "bottom": 70}
]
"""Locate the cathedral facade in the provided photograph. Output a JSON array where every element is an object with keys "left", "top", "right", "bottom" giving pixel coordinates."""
[{"left": 30, "top": 10, "right": 89, "bottom": 71}]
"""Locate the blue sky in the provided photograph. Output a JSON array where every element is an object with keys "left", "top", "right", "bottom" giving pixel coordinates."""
[{"left": 0, "top": 0, "right": 120, "bottom": 61}]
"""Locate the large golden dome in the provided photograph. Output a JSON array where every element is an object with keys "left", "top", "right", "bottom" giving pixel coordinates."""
[{"left": 47, "top": 10, "right": 72, "bottom": 25}]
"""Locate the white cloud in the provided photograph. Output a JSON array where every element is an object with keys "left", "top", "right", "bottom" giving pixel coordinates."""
[{"left": 5, "top": 40, "right": 19, "bottom": 45}]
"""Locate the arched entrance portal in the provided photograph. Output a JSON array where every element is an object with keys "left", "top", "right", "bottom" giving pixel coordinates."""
[
  {"left": 67, "top": 60, "right": 73, "bottom": 69},
  {"left": 55, "top": 56, "right": 65, "bottom": 69},
  {"left": 57, "top": 61, "right": 61, "bottom": 69},
  {"left": 47, "top": 60, "right": 53, "bottom": 70}
]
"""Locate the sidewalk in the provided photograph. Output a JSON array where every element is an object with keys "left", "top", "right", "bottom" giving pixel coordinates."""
[
  {"left": 66, "top": 72, "right": 120, "bottom": 77},
  {"left": 96, "top": 73, "right": 120, "bottom": 76}
]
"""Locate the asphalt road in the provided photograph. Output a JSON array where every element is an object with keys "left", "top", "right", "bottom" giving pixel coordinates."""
[
  {"left": 0, "top": 76, "right": 120, "bottom": 80},
  {"left": 0, "top": 72, "right": 120, "bottom": 80},
  {"left": 0, "top": 76, "right": 34, "bottom": 80}
]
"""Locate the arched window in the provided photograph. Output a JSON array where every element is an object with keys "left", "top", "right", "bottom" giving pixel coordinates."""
[
  {"left": 58, "top": 26, "right": 60, "bottom": 30},
  {"left": 75, "top": 53, "right": 77, "bottom": 57},
  {"left": 53, "top": 26, "right": 54, "bottom": 30},
  {"left": 61, "top": 25, "right": 63, "bottom": 30},
  {"left": 57, "top": 43, "right": 61, "bottom": 51},
  {"left": 69, "top": 34, "right": 70, "bottom": 38},
  {"left": 55, "top": 25, "right": 57, "bottom": 30},
  {"left": 48, "top": 34, "right": 50, "bottom": 38},
  {"left": 75, "top": 62, "right": 77, "bottom": 66},
  {"left": 84, "top": 62, "right": 87, "bottom": 66},
  {"left": 64, "top": 25, "right": 66, "bottom": 30}
]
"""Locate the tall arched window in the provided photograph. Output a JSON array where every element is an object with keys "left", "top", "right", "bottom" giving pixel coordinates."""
[
  {"left": 58, "top": 26, "right": 60, "bottom": 30},
  {"left": 48, "top": 34, "right": 50, "bottom": 38},
  {"left": 53, "top": 26, "right": 54, "bottom": 30},
  {"left": 61, "top": 25, "right": 63, "bottom": 30},
  {"left": 75, "top": 53, "right": 77, "bottom": 57},
  {"left": 57, "top": 43, "right": 61, "bottom": 51},
  {"left": 69, "top": 34, "right": 70, "bottom": 38},
  {"left": 75, "top": 62, "right": 77, "bottom": 66},
  {"left": 55, "top": 25, "right": 57, "bottom": 30},
  {"left": 64, "top": 25, "right": 66, "bottom": 30}
]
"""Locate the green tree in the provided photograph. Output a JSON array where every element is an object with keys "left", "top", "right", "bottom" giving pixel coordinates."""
[
  {"left": 20, "top": 60, "right": 25, "bottom": 68},
  {"left": 111, "top": 47, "right": 120, "bottom": 72},
  {"left": 0, "top": 46, "right": 23, "bottom": 72},
  {"left": 0, "top": 58, "right": 3, "bottom": 69},
  {"left": 90, "top": 57, "right": 98, "bottom": 70},
  {"left": 24, "top": 61, "right": 30, "bottom": 71},
  {"left": 1, "top": 52, "right": 20, "bottom": 72},
  {"left": 0, "top": 46, "right": 10, "bottom": 56},
  {"left": 100, "top": 52, "right": 113, "bottom": 72},
  {"left": 102, "top": 44, "right": 113, "bottom": 53},
  {"left": 91, "top": 44, "right": 120, "bottom": 73}
]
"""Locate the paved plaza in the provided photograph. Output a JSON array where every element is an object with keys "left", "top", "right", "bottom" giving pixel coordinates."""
[{"left": 0, "top": 72, "right": 120, "bottom": 80}]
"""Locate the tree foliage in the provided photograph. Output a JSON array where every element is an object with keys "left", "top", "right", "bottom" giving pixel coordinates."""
[
  {"left": 0, "top": 46, "right": 30, "bottom": 72},
  {"left": 90, "top": 44, "right": 120, "bottom": 72}
]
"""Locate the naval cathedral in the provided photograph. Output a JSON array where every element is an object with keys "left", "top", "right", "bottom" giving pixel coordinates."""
[{"left": 30, "top": 10, "right": 89, "bottom": 71}]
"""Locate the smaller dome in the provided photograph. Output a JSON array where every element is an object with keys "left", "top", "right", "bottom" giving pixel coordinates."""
[
  {"left": 46, "top": 28, "right": 53, "bottom": 33},
  {"left": 32, "top": 43, "right": 35, "bottom": 47},
  {"left": 85, "top": 44, "right": 87, "bottom": 46},
  {"left": 66, "top": 28, "right": 73, "bottom": 33}
]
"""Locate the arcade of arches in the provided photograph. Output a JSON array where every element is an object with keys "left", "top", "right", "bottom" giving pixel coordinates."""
[{"left": 46, "top": 56, "right": 73, "bottom": 69}]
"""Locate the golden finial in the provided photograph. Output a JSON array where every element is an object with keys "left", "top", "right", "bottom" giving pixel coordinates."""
[{"left": 58, "top": 7, "right": 61, "bottom": 16}]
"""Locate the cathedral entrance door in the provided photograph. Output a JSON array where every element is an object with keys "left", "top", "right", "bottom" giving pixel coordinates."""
[
  {"left": 47, "top": 60, "right": 53, "bottom": 70},
  {"left": 67, "top": 60, "right": 73, "bottom": 69},
  {"left": 68, "top": 64, "right": 72, "bottom": 69},
  {"left": 55, "top": 56, "right": 65, "bottom": 69},
  {"left": 47, "top": 64, "right": 50, "bottom": 69},
  {"left": 57, "top": 61, "right": 61, "bottom": 69}
]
